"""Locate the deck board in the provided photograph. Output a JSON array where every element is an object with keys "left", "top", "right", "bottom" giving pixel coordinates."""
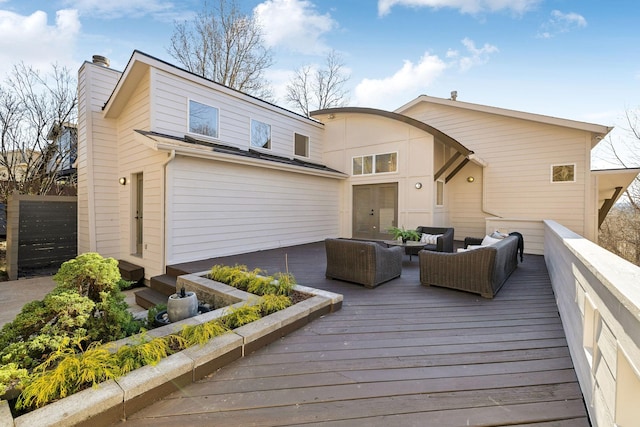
[{"left": 116, "top": 242, "right": 589, "bottom": 426}]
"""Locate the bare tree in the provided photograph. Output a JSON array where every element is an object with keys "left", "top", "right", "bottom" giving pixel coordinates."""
[
  {"left": 286, "top": 50, "right": 350, "bottom": 117},
  {"left": 0, "top": 63, "right": 77, "bottom": 205},
  {"left": 597, "top": 109, "right": 640, "bottom": 266},
  {"left": 167, "top": 0, "right": 274, "bottom": 99}
]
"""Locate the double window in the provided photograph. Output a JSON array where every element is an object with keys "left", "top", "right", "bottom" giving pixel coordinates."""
[
  {"left": 188, "top": 100, "right": 219, "bottom": 138},
  {"left": 352, "top": 152, "right": 397, "bottom": 175}
]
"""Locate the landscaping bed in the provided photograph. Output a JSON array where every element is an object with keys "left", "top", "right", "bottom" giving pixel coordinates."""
[{"left": 0, "top": 258, "right": 342, "bottom": 427}]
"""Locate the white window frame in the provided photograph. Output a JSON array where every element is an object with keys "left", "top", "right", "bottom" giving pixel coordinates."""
[
  {"left": 251, "top": 119, "right": 271, "bottom": 150},
  {"left": 551, "top": 163, "right": 576, "bottom": 183},
  {"left": 352, "top": 152, "right": 398, "bottom": 176},
  {"left": 294, "top": 133, "right": 309, "bottom": 158},
  {"left": 188, "top": 99, "right": 219, "bottom": 139}
]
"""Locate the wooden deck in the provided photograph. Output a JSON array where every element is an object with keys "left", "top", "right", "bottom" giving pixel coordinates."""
[{"left": 118, "top": 242, "right": 589, "bottom": 426}]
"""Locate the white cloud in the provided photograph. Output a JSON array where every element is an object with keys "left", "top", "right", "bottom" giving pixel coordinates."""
[
  {"left": 63, "top": 0, "right": 178, "bottom": 20},
  {"left": 353, "top": 38, "right": 498, "bottom": 109},
  {"left": 378, "top": 0, "right": 540, "bottom": 16},
  {"left": 449, "top": 38, "right": 499, "bottom": 71},
  {"left": 0, "top": 9, "right": 81, "bottom": 77},
  {"left": 353, "top": 53, "right": 446, "bottom": 108},
  {"left": 537, "top": 10, "right": 587, "bottom": 39},
  {"left": 254, "top": 0, "right": 337, "bottom": 54}
]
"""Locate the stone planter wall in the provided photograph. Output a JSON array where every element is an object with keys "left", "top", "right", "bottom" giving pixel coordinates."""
[{"left": 5, "top": 272, "right": 342, "bottom": 427}]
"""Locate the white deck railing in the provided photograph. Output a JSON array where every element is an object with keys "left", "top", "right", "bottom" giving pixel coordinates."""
[{"left": 544, "top": 220, "right": 640, "bottom": 427}]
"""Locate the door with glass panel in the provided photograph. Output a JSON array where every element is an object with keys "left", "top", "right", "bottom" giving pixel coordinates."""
[{"left": 352, "top": 183, "right": 398, "bottom": 240}]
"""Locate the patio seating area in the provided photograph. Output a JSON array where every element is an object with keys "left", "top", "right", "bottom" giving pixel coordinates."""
[{"left": 116, "top": 241, "right": 588, "bottom": 426}]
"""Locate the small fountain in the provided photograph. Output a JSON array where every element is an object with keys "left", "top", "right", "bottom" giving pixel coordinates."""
[{"left": 152, "top": 286, "right": 211, "bottom": 326}]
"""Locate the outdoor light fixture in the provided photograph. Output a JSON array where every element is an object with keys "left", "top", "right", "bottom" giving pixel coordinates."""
[
  {"left": 415, "top": 182, "right": 423, "bottom": 189},
  {"left": 467, "top": 176, "right": 475, "bottom": 183},
  {"left": 119, "top": 177, "right": 127, "bottom": 185}
]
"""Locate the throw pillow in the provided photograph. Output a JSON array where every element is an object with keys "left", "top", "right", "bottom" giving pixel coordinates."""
[
  {"left": 481, "top": 235, "right": 502, "bottom": 246},
  {"left": 421, "top": 233, "right": 442, "bottom": 245},
  {"left": 490, "top": 230, "right": 509, "bottom": 239}
]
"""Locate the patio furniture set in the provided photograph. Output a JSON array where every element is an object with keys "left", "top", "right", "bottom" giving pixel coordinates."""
[{"left": 325, "top": 227, "right": 523, "bottom": 298}]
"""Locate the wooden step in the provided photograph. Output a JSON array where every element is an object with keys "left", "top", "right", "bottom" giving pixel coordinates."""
[
  {"left": 134, "top": 288, "right": 167, "bottom": 310},
  {"left": 165, "top": 265, "right": 190, "bottom": 278},
  {"left": 118, "top": 260, "right": 144, "bottom": 284},
  {"left": 150, "top": 274, "right": 177, "bottom": 297}
]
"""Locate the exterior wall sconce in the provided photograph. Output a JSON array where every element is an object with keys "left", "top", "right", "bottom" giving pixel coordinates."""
[
  {"left": 119, "top": 177, "right": 127, "bottom": 185},
  {"left": 467, "top": 176, "right": 475, "bottom": 183},
  {"left": 415, "top": 182, "right": 422, "bottom": 189},
  {"left": 328, "top": 113, "right": 335, "bottom": 119}
]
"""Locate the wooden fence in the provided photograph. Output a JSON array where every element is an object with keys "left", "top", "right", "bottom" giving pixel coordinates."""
[{"left": 6, "top": 193, "right": 77, "bottom": 280}]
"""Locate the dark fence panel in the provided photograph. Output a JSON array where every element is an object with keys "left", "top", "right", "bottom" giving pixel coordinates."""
[{"left": 7, "top": 194, "right": 77, "bottom": 280}]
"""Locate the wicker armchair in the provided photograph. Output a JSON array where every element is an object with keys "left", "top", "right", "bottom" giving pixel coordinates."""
[
  {"left": 325, "top": 238, "right": 403, "bottom": 288},
  {"left": 419, "top": 235, "right": 519, "bottom": 298}
]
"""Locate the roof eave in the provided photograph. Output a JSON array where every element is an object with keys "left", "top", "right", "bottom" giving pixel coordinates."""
[
  {"left": 134, "top": 131, "right": 348, "bottom": 180},
  {"left": 397, "top": 95, "right": 612, "bottom": 136}
]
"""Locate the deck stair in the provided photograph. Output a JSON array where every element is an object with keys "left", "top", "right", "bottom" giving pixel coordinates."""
[
  {"left": 134, "top": 274, "right": 177, "bottom": 309},
  {"left": 134, "top": 262, "right": 206, "bottom": 309},
  {"left": 118, "top": 260, "right": 144, "bottom": 285}
]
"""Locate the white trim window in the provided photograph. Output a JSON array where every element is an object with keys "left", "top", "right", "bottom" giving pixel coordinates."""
[
  {"left": 188, "top": 100, "right": 219, "bottom": 138},
  {"left": 551, "top": 163, "right": 576, "bottom": 183},
  {"left": 294, "top": 133, "right": 309, "bottom": 157},
  {"left": 251, "top": 119, "right": 271, "bottom": 149},
  {"left": 436, "top": 179, "right": 444, "bottom": 206},
  {"left": 352, "top": 152, "right": 397, "bottom": 175}
]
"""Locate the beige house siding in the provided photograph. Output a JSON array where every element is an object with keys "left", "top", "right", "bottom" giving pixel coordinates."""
[
  {"left": 90, "top": 56, "right": 340, "bottom": 272},
  {"left": 400, "top": 101, "right": 594, "bottom": 241},
  {"left": 151, "top": 68, "right": 325, "bottom": 162},
  {"left": 319, "top": 113, "right": 437, "bottom": 237},
  {"left": 77, "top": 62, "right": 121, "bottom": 256},
  {"left": 114, "top": 69, "right": 168, "bottom": 278},
  {"left": 165, "top": 156, "right": 341, "bottom": 264}
]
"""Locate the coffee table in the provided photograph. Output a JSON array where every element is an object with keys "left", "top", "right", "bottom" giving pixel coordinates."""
[{"left": 383, "top": 240, "right": 426, "bottom": 261}]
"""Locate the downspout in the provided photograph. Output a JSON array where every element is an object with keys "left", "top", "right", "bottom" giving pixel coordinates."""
[
  {"left": 467, "top": 154, "right": 501, "bottom": 219},
  {"left": 161, "top": 150, "right": 176, "bottom": 274}
]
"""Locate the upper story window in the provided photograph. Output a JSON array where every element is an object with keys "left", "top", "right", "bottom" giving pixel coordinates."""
[
  {"left": 352, "top": 152, "right": 397, "bottom": 175},
  {"left": 551, "top": 164, "right": 576, "bottom": 183},
  {"left": 189, "top": 100, "right": 219, "bottom": 138},
  {"left": 251, "top": 119, "right": 271, "bottom": 149},
  {"left": 294, "top": 133, "right": 309, "bottom": 157}
]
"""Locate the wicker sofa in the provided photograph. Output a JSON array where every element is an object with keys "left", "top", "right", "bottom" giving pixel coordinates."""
[
  {"left": 325, "top": 238, "right": 403, "bottom": 288},
  {"left": 418, "top": 235, "right": 519, "bottom": 298},
  {"left": 404, "top": 226, "right": 455, "bottom": 260}
]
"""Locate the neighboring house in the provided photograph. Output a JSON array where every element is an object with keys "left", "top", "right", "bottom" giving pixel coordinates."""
[
  {"left": 77, "top": 51, "right": 639, "bottom": 279},
  {"left": 46, "top": 122, "right": 78, "bottom": 183},
  {"left": 0, "top": 150, "right": 39, "bottom": 182}
]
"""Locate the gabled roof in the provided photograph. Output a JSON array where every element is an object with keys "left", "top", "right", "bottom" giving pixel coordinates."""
[
  {"left": 396, "top": 95, "right": 613, "bottom": 147},
  {"left": 103, "top": 50, "right": 315, "bottom": 125},
  {"left": 134, "top": 130, "right": 347, "bottom": 179}
]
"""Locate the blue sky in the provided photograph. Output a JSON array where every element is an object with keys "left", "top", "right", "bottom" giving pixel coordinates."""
[{"left": 1, "top": 0, "right": 639, "bottom": 166}]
